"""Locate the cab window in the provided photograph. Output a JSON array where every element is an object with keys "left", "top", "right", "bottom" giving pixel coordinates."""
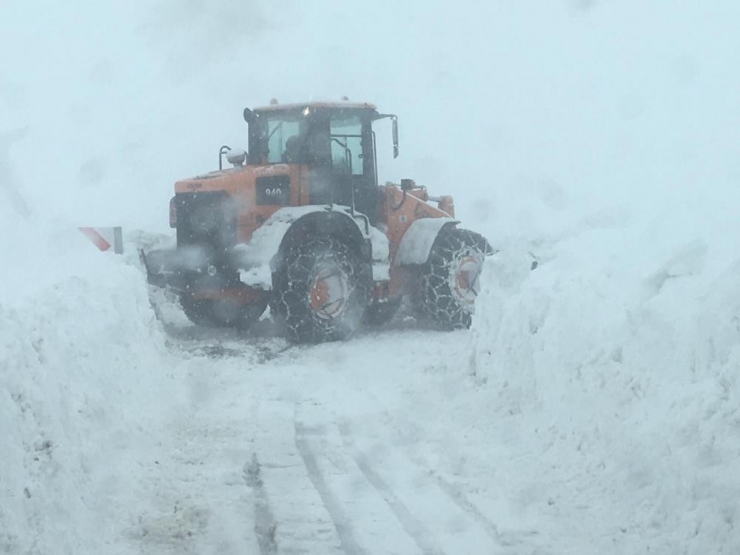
[
  {"left": 330, "top": 116, "right": 364, "bottom": 175},
  {"left": 267, "top": 117, "right": 307, "bottom": 164}
]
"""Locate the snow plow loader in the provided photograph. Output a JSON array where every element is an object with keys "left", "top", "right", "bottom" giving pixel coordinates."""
[{"left": 144, "top": 100, "right": 493, "bottom": 343}]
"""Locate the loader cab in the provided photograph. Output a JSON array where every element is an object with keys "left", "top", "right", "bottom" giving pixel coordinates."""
[{"left": 244, "top": 102, "right": 392, "bottom": 224}]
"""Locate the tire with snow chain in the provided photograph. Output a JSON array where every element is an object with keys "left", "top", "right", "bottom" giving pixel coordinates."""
[
  {"left": 180, "top": 295, "right": 213, "bottom": 327},
  {"left": 180, "top": 294, "right": 266, "bottom": 330},
  {"left": 272, "top": 237, "right": 370, "bottom": 343},
  {"left": 415, "top": 228, "right": 490, "bottom": 330}
]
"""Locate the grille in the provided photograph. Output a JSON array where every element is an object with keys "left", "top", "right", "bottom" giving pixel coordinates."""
[{"left": 174, "top": 192, "right": 237, "bottom": 252}]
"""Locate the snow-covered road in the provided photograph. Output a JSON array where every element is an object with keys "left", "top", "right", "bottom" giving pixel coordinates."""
[{"left": 120, "top": 318, "right": 515, "bottom": 555}]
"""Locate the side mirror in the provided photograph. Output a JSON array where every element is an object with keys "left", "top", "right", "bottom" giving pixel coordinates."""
[
  {"left": 243, "top": 108, "right": 257, "bottom": 124},
  {"left": 392, "top": 116, "right": 399, "bottom": 158}
]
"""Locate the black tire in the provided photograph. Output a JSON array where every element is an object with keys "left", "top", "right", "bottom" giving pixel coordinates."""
[
  {"left": 362, "top": 297, "right": 402, "bottom": 327},
  {"left": 415, "top": 228, "right": 490, "bottom": 330},
  {"left": 180, "top": 295, "right": 214, "bottom": 327},
  {"left": 272, "top": 237, "right": 370, "bottom": 343},
  {"left": 180, "top": 293, "right": 267, "bottom": 330}
]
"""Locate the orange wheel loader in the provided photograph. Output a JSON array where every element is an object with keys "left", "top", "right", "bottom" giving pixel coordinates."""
[{"left": 143, "top": 100, "right": 494, "bottom": 343}]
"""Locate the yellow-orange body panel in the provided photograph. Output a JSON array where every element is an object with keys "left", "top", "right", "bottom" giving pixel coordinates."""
[
  {"left": 175, "top": 164, "right": 310, "bottom": 242},
  {"left": 173, "top": 165, "right": 455, "bottom": 302},
  {"left": 378, "top": 186, "right": 451, "bottom": 259},
  {"left": 378, "top": 185, "right": 454, "bottom": 298}
]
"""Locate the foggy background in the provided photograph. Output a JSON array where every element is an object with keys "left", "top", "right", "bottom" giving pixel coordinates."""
[{"left": 2, "top": 0, "right": 739, "bottom": 241}]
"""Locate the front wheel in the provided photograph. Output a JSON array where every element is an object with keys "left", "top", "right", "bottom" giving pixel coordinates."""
[
  {"left": 414, "top": 228, "right": 490, "bottom": 330},
  {"left": 180, "top": 293, "right": 267, "bottom": 330},
  {"left": 272, "top": 237, "right": 370, "bottom": 343}
]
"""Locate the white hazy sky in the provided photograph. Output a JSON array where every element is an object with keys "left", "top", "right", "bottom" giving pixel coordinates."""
[{"left": 1, "top": 0, "right": 739, "bottom": 238}]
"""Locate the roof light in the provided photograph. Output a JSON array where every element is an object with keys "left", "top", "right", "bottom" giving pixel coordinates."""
[{"left": 302, "top": 106, "right": 311, "bottom": 116}]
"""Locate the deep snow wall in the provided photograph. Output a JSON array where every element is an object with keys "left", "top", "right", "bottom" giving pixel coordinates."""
[
  {"left": 470, "top": 201, "right": 740, "bottom": 553},
  {"left": 0, "top": 214, "right": 176, "bottom": 554}
]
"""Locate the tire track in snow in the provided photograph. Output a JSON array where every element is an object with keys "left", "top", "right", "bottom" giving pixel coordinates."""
[
  {"left": 431, "top": 473, "right": 539, "bottom": 549},
  {"left": 254, "top": 401, "right": 346, "bottom": 554},
  {"left": 244, "top": 454, "right": 278, "bottom": 555},
  {"left": 294, "top": 422, "right": 368, "bottom": 555},
  {"left": 335, "top": 385, "right": 514, "bottom": 550},
  {"left": 432, "top": 475, "right": 504, "bottom": 546},
  {"left": 337, "top": 422, "right": 446, "bottom": 555}
]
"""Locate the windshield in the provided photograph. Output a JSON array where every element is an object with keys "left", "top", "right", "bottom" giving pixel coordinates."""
[
  {"left": 257, "top": 110, "right": 371, "bottom": 173},
  {"left": 266, "top": 115, "right": 309, "bottom": 164}
]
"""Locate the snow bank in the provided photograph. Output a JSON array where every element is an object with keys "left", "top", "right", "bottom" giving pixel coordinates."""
[
  {"left": 470, "top": 200, "right": 740, "bottom": 552},
  {"left": 0, "top": 219, "right": 177, "bottom": 554}
]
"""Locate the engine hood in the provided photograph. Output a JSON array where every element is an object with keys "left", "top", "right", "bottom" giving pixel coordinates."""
[{"left": 174, "top": 164, "right": 293, "bottom": 195}]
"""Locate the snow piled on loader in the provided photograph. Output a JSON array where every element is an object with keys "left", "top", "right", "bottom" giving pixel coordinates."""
[{"left": 468, "top": 198, "right": 740, "bottom": 552}]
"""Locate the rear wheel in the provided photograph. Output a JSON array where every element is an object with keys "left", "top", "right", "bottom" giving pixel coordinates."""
[
  {"left": 273, "top": 237, "right": 370, "bottom": 343},
  {"left": 415, "top": 228, "right": 489, "bottom": 330}
]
